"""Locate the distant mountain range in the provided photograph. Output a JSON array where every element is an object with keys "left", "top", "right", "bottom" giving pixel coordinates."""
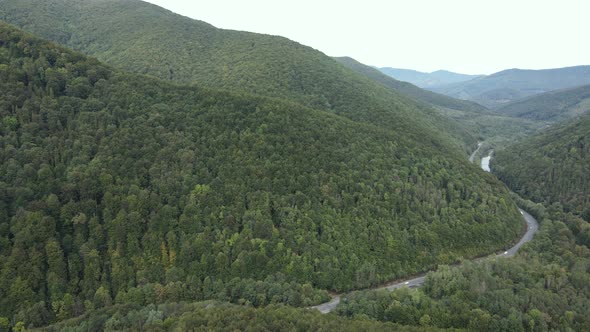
[
  {"left": 377, "top": 67, "right": 481, "bottom": 88},
  {"left": 429, "top": 66, "right": 590, "bottom": 108}
]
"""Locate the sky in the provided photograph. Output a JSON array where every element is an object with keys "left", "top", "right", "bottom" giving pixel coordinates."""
[{"left": 143, "top": 0, "right": 590, "bottom": 75}]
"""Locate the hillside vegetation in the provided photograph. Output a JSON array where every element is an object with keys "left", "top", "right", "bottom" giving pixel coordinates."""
[
  {"left": 0, "top": 0, "right": 477, "bottom": 153},
  {"left": 335, "top": 198, "right": 590, "bottom": 331},
  {"left": 430, "top": 66, "right": 590, "bottom": 108},
  {"left": 496, "top": 84, "right": 590, "bottom": 123},
  {"left": 34, "top": 302, "right": 445, "bottom": 332},
  {"left": 493, "top": 113, "right": 590, "bottom": 218},
  {"left": 0, "top": 23, "right": 524, "bottom": 328}
]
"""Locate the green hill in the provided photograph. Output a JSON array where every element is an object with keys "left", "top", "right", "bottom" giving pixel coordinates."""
[
  {"left": 495, "top": 84, "right": 590, "bottom": 123},
  {"left": 0, "top": 23, "right": 523, "bottom": 327},
  {"left": 378, "top": 67, "right": 481, "bottom": 88},
  {"left": 0, "top": 0, "right": 477, "bottom": 153},
  {"left": 431, "top": 66, "right": 590, "bottom": 108},
  {"left": 493, "top": 113, "right": 590, "bottom": 217}
]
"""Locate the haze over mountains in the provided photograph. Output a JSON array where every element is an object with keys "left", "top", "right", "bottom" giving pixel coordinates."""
[
  {"left": 378, "top": 67, "right": 481, "bottom": 89},
  {"left": 494, "top": 111, "right": 590, "bottom": 217},
  {"left": 434, "top": 66, "right": 590, "bottom": 108},
  {"left": 380, "top": 65, "right": 590, "bottom": 109},
  {"left": 0, "top": 0, "right": 589, "bottom": 330}
]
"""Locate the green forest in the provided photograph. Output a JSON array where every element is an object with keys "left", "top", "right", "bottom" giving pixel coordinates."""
[
  {"left": 32, "top": 302, "right": 446, "bottom": 332},
  {"left": 0, "top": 22, "right": 524, "bottom": 328},
  {"left": 493, "top": 113, "right": 590, "bottom": 218},
  {"left": 0, "top": 0, "right": 589, "bottom": 331},
  {"left": 334, "top": 198, "right": 590, "bottom": 331}
]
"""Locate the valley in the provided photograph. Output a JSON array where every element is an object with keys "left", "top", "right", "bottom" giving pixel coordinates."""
[{"left": 0, "top": 0, "right": 588, "bottom": 331}]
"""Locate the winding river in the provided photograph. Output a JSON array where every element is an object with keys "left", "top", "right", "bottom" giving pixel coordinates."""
[{"left": 311, "top": 148, "right": 539, "bottom": 314}]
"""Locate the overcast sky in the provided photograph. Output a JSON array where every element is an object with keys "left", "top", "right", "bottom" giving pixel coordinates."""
[{"left": 143, "top": 0, "right": 589, "bottom": 75}]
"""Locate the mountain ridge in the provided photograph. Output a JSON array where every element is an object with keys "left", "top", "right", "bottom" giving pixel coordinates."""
[
  {"left": 377, "top": 67, "right": 481, "bottom": 88},
  {"left": 430, "top": 65, "right": 590, "bottom": 108}
]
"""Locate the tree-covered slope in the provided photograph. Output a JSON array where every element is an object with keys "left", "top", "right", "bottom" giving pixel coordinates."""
[
  {"left": 335, "top": 57, "right": 488, "bottom": 114},
  {"left": 0, "top": 23, "right": 524, "bottom": 327},
  {"left": 0, "top": 0, "right": 476, "bottom": 153},
  {"left": 34, "top": 302, "right": 445, "bottom": 332},
  {"left": 495, "top": 84, "right": 590, "bottom": 123},
  {"left": 431, "top": 66, "right": 590, "bottom": 109},
  {"left": 493, "top": 113, "right": 590, "bottom": 217},
  {"left": 335, "top": 200, "right": 590, "bottom": 331}
]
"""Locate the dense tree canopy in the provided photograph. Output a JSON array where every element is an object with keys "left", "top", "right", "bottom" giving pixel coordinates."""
[
  {"left": 0, "top": 22, "right": 524, "bottom": 328},
  {"left": 493, "top": 113, "right": 590, "bottom": 218},
  {"left": 0, "top": 0, "right": 479, "bottom": 153},
  {"left": 335, "top": 197, "right": 590, "bottom": 331}
]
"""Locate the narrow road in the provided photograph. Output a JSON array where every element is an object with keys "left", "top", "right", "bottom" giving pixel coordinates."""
[
  {"left": 311, "top": 147, "right": 539, "bottom": 314},
  {"left": 311, "top": 209, "right": 539, "bottom": 313}
]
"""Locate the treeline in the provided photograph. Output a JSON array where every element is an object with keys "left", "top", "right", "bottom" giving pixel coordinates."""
[
  {"left": 36, "top": 302, "right": 444, "bottom": 332},
  {"left": 493, "top": 112, "right": 590, "bottom": 219},
  {"left": 0, "top": 23, "right": 522, "bottom": 328},
  {"left": 335, "top": 200, "right": 590, "bottom": 331}
]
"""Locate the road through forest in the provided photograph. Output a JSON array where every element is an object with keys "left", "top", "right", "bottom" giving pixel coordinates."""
[{"left": 312, "top": 148, "right": 539, "bottom": 314}]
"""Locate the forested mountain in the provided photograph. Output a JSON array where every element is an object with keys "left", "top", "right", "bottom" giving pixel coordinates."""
[
  {"left": 0, "top": 0, "right": 477, "bottom": 153},
  {"left": 496, "top": 84, "right": 590, "bottom": 123},
  {"left": 378, "top": 67, "right": 480, "bottom": 88},
  {"left": 493, "top": 113, "right": 590, "bottom": 218},
  {"left": 0, "top": 22, "right": 524, "bottom": 328},
  {"left": 430, "top": 66, "right": 590, "bottom": 108}
]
